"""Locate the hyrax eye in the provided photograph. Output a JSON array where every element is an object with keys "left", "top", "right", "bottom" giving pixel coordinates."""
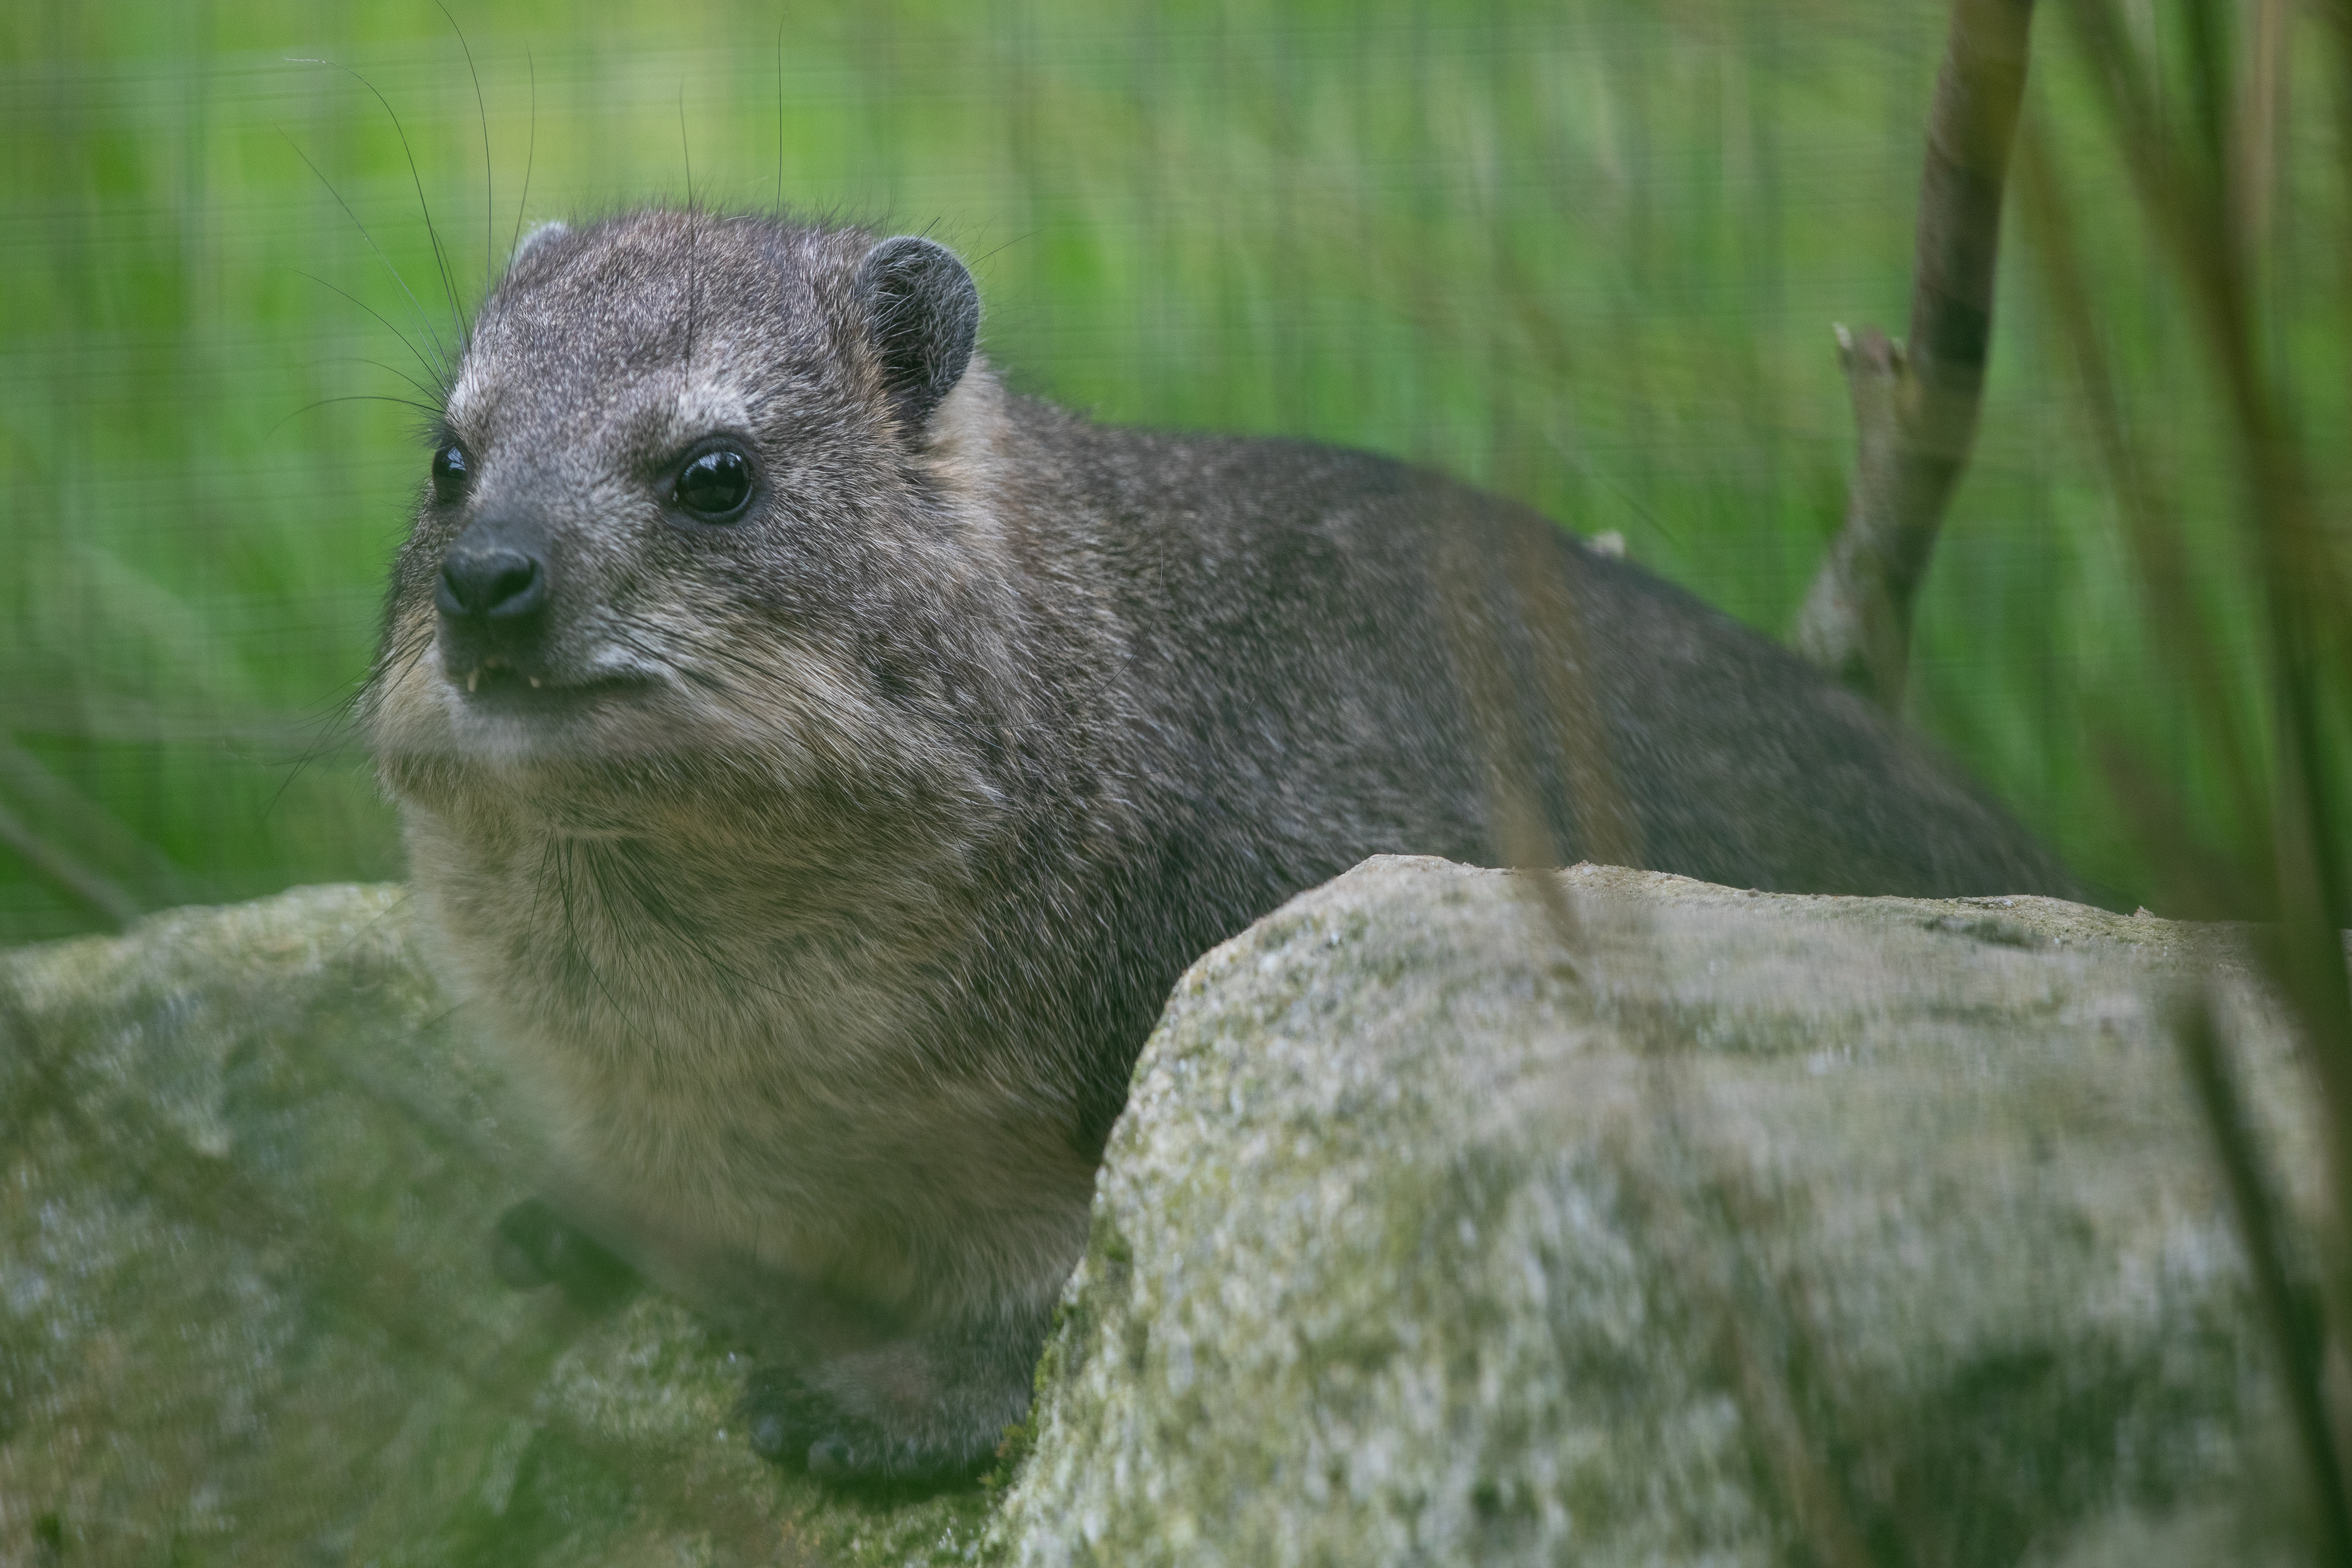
[
  {"left": 675, "top": 448, "right": 755, "bottom": 519},
  {"left": 430, "top": 442, "right": 469, "bottom": 504}
]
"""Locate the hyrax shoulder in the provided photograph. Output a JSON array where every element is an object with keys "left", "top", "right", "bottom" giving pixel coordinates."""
[{"left": 365, "top": 209, "right": 2077, "bottom": 1481}]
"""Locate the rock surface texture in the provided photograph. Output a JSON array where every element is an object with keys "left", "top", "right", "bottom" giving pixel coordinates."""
[
  {"left": 999, "top": 857, "right": 2319, "bottom": 1568},
  {"left": 0, "top": 858, "right": 2324, "bottom": 1565},
  {"left": 0, "top": 885, "right": 983, "bottom": 1566}
]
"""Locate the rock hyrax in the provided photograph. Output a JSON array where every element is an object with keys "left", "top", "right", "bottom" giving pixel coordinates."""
[{"left": 364, "top": 210, "right": 2078, "bottom": 1481}]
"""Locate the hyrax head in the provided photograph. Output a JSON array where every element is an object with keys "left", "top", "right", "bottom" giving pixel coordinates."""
[{"left": 366, "top": 213, "right": 992, "bottom": 826}]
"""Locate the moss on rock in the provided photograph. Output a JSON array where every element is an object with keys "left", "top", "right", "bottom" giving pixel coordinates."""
[
  {"left": 0, "top": 861, "right": 2322, "bottom": 1565},
  {"left": 990, "top": 858, "right": 2317, "bottom": 1568},
  {"left": 0, "top": 885, "right": 991, "bottom": 1567}
]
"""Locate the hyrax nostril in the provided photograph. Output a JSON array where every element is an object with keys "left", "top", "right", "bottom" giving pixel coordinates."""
[{"left": 436, "top": 546, "right": 545, "bottom": 623}]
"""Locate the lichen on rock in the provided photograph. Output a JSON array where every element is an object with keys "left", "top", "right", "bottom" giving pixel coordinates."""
[
  {"left": 991, "top": 857, "right": 2315, "bottom": 1568},
  {"left": 0, "top": 859, "right": 2322, "bottom": 1566},
  {"left": 0, "top": 884, "right": 989, "bottom": 1567}
]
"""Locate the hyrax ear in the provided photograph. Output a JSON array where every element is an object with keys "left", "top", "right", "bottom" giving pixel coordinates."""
[
  {"left": 853, "top": 236, "right": 980, "bottom": 435},
  {"left": 508, "top": 219, "right": 571, "bottom": 269}
]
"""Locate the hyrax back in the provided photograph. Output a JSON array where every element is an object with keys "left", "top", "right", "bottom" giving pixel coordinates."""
[{"left": 366, "top": 209, "right": 2077, "bottom": 1481}]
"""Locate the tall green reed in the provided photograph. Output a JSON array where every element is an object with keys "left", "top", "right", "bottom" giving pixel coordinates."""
[{"left": 0, "top": 0, "right": 2334, "bottom": 939}]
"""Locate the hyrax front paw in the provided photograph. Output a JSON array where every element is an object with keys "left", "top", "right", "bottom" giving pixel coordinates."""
[
  {"left": 490, "top": 1197, "right": 640, "bottom": 1314},
  {"left": 737, "top": 1324, "right": 1040, "bottom": 1485},
  {"left": 739, "top": 1365, "right": 999, "bottom": 1484}
]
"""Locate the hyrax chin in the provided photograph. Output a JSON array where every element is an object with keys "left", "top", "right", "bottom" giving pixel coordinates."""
[{"left": 365, "top": 209, "right": 2077, "bottom": 1481}]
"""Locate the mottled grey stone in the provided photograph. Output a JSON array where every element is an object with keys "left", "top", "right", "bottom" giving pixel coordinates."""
[
  {"left": 0, "top": 885, "right": 990, "bottom": 1568},
  {"left": 0, "top": 862, "right": 2324, "bottom": 1567},
  {"left": 992, "top": 857, "right": 2318, "bottom": 1568}
]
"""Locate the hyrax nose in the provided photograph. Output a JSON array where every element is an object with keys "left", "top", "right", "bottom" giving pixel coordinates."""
[{"left": 437, "top": 544, "right": 546, "bottom": 624}]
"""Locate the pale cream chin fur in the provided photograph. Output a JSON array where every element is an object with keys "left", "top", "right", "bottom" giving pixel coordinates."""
[{"left": 401, "top": 796, "right": 1095, "bottom": 1326}]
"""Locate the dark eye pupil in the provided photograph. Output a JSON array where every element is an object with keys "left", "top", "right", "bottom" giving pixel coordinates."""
[
  {"left": 678, "top": 449, "right": 752, "bottom": 517},
  {"left": 431, "top": 443, "right": 467, "bottom": 502}
]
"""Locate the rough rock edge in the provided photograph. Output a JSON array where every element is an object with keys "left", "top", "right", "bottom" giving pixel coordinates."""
[
  {"left": 0, "top": 861, "right": 2326, "bottom": 1567},
  {"left": 987, "top": 857, "right": 2318, "bottom": 1567}
]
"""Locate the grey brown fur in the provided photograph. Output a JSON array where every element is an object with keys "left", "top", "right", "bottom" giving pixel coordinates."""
[{"left": 364, "top": 210, "right": 2077, "bottom": 1482}]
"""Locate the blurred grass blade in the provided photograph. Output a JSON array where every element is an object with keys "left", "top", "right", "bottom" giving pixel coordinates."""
[
  {"left": 2177, "top": 989, "right": 2352, "bottom": 1564},
  {"left": 0, "top": 792, "right": 140, "bottom": 929}
]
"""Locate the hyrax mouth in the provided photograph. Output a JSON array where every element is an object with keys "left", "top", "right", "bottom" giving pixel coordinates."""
[
  {"left": 451, "top": 656, "right": 650, "bottom": 709},
  {"left": 461, "top": 656, "right": 540, "bottom": 695},
  {"left": 433, "top": 510, "right": 567, "bottom": 696}
]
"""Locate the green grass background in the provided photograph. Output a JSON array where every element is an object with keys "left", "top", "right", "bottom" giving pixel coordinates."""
[{"left": 1, "top": 0, "right": 2340, "bottom": 941}]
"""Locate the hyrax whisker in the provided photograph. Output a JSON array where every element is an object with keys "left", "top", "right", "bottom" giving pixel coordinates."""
[
  {"left": 292, "top": 58, "right": 471, "bottom": 347},
  {"left": 509, "top": 49, "right": 539, "bottom": 265},
  {"left": 431, "top": 2, "right": 494, "bottom": 307},
  {"left": 292, "top": 271, "right": 446, "bottom": 391},
  {"left": 277, "top": 128, "right": 451, "bottom": 381}
]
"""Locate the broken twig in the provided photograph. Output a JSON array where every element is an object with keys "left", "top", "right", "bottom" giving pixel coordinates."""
[{"left": 1793, "top": 0, "right": 2035, "bottom": 712}]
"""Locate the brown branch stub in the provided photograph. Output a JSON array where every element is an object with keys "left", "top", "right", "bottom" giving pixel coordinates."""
[{"left": 1794, "top": 0, "right": 2036, "bottom": 712}]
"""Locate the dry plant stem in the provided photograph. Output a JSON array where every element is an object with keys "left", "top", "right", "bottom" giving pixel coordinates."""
[
  {"left": 2237, "top": 0, "right": 2289, "bottom": 251},
  {"left": 1794, "top": 0, "right": 2035, "bottom": 711},
  {"left": 2046, "top": 8, "right": 2352, "bottom": 1559},
  {"left": 2063, "top": 0, "right": 2352, "bottom": 1248},
  {"left": 0, "top": 733, "right": 192, "bottom": 901},
  {"left": 0, "top": 793, "right": 139, "bottom": 929},
  {"left": 2063, "top": 0, "right": 2352, "bottom": 918},
  {"left": 1513, "top": 527, "right": 1642, "bottom": 874},
  {"left": 1437, "top": 511, "right": 1574, "bottom": 954},
  {"left": 1705, "top": 1189, "right": 1879, "bottom": 1568},
  {"left": 2010, "top": 124, "right": 2266, "bottom": 880},
  {"left": 1438, "top": 497, "right": 1648, "bottom": 959},
  {"left": 1510, "top": 861, "right": 1880, "bottom": 1568},
  {"left": 1622, "top": 1051, "right": 1881, "bottom": 1568},
  {"left": 2177, "top": 992, "right": 2352, "bottom": 1562},
  {"left": 2325, "top": 0, "right": 2352, "bottom": 328}
]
